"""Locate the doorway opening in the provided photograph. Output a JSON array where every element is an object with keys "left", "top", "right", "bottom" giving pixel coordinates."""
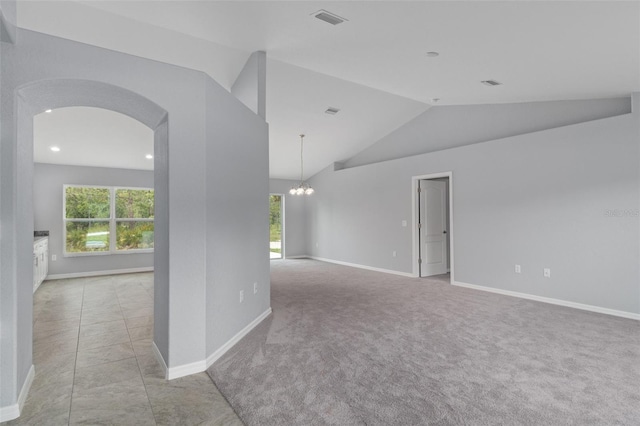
[
  {"left": 270, "top": 194, "right": 284, "bottom": 259},
  {"left": 30, "top": 106, "right": 158, "bottom": 390},
  {"left": 412, "top": 172, "right": 453, "bottom": 282},
  {"left": 16, "top": 78, "right": 170, "bottom": 375}
]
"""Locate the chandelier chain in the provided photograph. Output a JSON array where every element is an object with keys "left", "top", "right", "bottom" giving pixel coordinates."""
[
  {"left": 300, "top": 134, "right": 304, "bottom": 182},
  {"left": 289, "top": 133, "right": 314, "bottom": 195}
]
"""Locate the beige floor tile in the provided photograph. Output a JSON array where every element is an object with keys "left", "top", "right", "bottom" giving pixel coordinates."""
[
  {"left": 4, "top": 397, "right": 71, "bottom": 426},
  {"left": 33, "top": 336, "right": 78, "bottom": 359},
  {"left": 41, "top": 299, "right": 84, "bottom": 312},
  {"left": 81, "top": 291, "right": 118, "bottom": 302},
  {"left": 74, "top": 357, "right": 143, "bottom": 391},
  {"left": 81, "top": 298, "right": 121, "bottom": 310},
  {"left": 14, "top": 272, "right": 239, "bottom": 426},
  {"left": 137, "top": 353, "right": 166, "bottom": 380},
  {"left": 33, "top": 324, "right": 79, "bottom": 341},
  {"left": 33, "top": 349, "right": 77, "bottom": 376},
  {"left": 122, "top": 307, "right": 154, "bottom": 319},
  {"left": 76, "top": 342, "right": 135, "bottom": 369},
  {"left": 37, "top": 309, "right": 82, "bottom": 322},
  {"left": 125, "top": 315, "right": 153, "bottom": 329},
  {"left": 4, "top": 370, "right": 74, "bottom": 426},
  {"left": 119, "top": 300, "right": 154, "bottom": 311},
  {"left": 145, "top": 373, "right": 243, "bottom": 426},
  {"left": 78, "top": 328, "right": 131, "bottom": 351},
  {"left": 81, "top": 305, "right": 122, "bottom": 317},
  {"left": 70, "top": 381, "right": 155, "bottom": 426},
  {"left": 128, "top": 325, "right": 153, "bottom": 342},
  {"left": 79, "top": 318, "right": 127, "bottom": 337},
  {"left": 80, "top": 309, "right": 124, "bottom": 325},
  {"left": 33, "top": 318, "right": 80, "bottom": 333},
  {"left": 131, "top": 338, "right": 154, "bottom": 356}
]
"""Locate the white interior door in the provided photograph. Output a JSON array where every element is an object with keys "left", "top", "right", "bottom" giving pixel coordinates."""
[{"left": 419, "top": 180, "right": 448, "bottom": 277}]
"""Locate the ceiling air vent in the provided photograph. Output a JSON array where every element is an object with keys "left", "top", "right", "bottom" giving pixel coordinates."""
[
  {"left": 325, "top": 107, "right": 341, "bottom": 115},
  {"left": 313, "top": 10, "right": 348, "bottom": 25},
  {"left": 481, "top": 80, "right": 502, "bottom": 87}
]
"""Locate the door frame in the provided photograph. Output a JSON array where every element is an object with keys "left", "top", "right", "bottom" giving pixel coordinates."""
[
  {"left": 269, "top": 193, "right": 285, "bottom": 260},
  {"left": 411, "top": 172, "right": 454, "bottom": 282}
]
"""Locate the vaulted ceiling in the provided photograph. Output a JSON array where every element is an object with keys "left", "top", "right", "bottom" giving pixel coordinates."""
[{"left": 24, "top": 1, "right": 640, "bottom": 178}]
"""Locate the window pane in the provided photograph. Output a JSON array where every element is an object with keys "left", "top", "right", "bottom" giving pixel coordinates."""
[
  {"left": 116, "top": 221, "right": 154, "bottom": 250},
  {"left": 66, "top": 221, "right": 110, "bottom": 252},
  {"left": 116, "top": 189, "right": 154, "bottom": 219},
  {"left": 65, "top": 187, "right": 110, "bottom": 219}
]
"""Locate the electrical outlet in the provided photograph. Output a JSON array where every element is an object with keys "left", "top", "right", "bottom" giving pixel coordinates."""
[
  {"left": 253, "top": 282, "right": 258, "bottom": 294},
  {"left": 392, "top": 251, "right": 397, "bottom": 257},
  {"left": 515, "top": 264, "right": 521, "bottom": 274},
  {"left": 401, "top": 220, "right": 407, "bottom": 227},
  {"left": 315, "top": 242, "right": 319, "bottom": 248},
  {"left": 239, "top": 290, "right": 244, "bottom": 303},
  {"left": 543, "top": 268, "right": 551, "bottom": 278},
  {"left": 51, "top": 254, "right": 57, "bottom": 261}
]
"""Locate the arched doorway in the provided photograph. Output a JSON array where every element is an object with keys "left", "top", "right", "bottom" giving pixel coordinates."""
[{"left": 14, "top": 78, "right": 170, "bottom": 384}]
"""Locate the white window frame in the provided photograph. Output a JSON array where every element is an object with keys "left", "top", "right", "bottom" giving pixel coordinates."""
[{"left": 63, "top": 184, "right": 154, "bottom": 257}]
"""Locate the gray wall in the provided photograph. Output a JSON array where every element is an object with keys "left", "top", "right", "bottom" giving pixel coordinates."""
[
  {"left": 307, "top": 99, "right": 640, "bottom": 315},
  {"left": 345, "top": 98, "right": 632, "bottom": 168},
  {"left": 33, "top": 163, "right": 154, "bottom": 276},
  {"left": 1, "top": 27, "right": 33, "bottom": 413},
  {"left": 231, "top": 51, "right": 266, "bottom": 120},
  {"left": 1, "top": 27, "right": 270, "bottom": 414},
  {"left": 206, "top": 79, "right": 270, "bottom": 354},
  {"left": 0, "top": 0, "right": 16, "bottom": 42},
  {"left": 270, "top": 179, "right": 307, "bottom": 258}
]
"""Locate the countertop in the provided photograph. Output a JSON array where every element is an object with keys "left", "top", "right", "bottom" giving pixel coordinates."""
[{"left": 34, "top": 230, "right": 49, "bottom": 243}]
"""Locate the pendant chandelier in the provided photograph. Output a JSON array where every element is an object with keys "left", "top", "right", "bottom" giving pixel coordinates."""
[{"left": 289, "top": 134, "right": 314, "bottom": 195}]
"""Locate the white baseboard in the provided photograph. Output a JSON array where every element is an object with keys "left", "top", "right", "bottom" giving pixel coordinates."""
[
  {"left": 453, "top": 281, "right": 640, "bottom": 321},
  {"left": 46, "top": 267, "right": 154, "bottom": 280},
  {"left": 310, "top": 256, "right": 414, "bottom": 278},
  {"left": 0, "top": 365, "right": 35, "bottom": 422},
  {"left": 18, "top": 365, "right": 35, "bottom": 414},
  {"left": 166, "top": 359, "right": 207, "bottom": 381},
  {"left": 206, "top": 307, "right": 272, "bottom": 369},
  {"left": 151, "top": 342, "right": 168, "bottom": 379},
  {"left": 164, "top": 307, "right": 272, "bottom": 380},
  {"left": 284, "top": 255, "right": 308, "bottom": 259}
]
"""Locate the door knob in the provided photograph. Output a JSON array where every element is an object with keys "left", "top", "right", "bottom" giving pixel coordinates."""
[{"left": 443, "top": 230, "right": 447, "bottom": 234}]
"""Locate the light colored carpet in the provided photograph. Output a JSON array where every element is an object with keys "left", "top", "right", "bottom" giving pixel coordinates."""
[{"left": 208, "top": 259, "right": 640, "bottom": 425}]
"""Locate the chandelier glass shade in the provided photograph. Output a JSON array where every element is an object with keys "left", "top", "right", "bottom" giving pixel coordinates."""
[{"left": 289, "top": 134, "right": 314, "bottom": 196}]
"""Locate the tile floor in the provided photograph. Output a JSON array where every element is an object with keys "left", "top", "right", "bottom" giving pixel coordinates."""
[{"left": 5, "top": 273, "right": 242, "bottom": 425}]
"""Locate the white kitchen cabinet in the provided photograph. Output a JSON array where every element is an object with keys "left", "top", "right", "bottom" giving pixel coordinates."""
[{"left": 33, "top": 237, "right": 48, "bottom": 293}]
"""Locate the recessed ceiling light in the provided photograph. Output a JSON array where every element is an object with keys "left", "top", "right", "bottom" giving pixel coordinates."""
[
  {"left": 50, "top": 146, "right": 60, "bottom": 152},
  {"left": 426, "top": 52, "right": 440, "bottom": 57},
  {"left": 145, "top": 154, "right": 153, "bottom": 159},
  {"left": 312, "top": 10, "right": 348, "bottom": 25},
  {"left": 325, "top": 107, "right": 340, "bottom": 115},
  {"left": 481, "top": 80, "right": 502, "bottom": 86},
  {"left": 45, "top": 109, "right": 52, "bottom": 113}
]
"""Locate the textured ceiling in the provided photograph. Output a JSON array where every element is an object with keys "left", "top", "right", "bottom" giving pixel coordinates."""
[{"left": 21, "top": 1, "right": 640, "bottom": 177}]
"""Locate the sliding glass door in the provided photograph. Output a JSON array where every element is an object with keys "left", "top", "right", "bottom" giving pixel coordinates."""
[{"left": 270, "top": 194, "right": 283, "bottom": 259}]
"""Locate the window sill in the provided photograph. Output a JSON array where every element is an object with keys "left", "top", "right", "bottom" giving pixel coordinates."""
[{"left": 64, "top": 249, "right": 154, "bottom": 258}]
